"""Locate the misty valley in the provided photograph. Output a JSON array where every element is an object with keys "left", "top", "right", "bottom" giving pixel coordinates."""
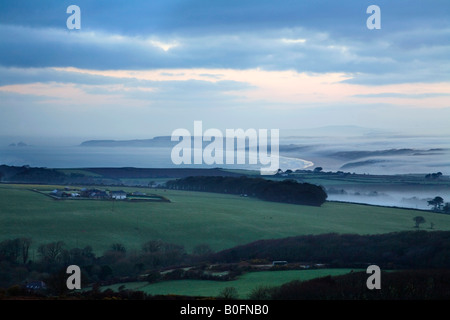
[{"left": 2, "top": 129, "right": 449, "bottom": 210}]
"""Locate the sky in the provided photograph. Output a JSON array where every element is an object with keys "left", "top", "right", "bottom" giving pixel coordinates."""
[{"left": 0, "top": 0, "right": 449, "bottom": 143}]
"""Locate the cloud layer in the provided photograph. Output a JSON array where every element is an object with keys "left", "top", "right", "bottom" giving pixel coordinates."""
[{"left": 0, "top": 0, "right": 449, "bottom": 140}]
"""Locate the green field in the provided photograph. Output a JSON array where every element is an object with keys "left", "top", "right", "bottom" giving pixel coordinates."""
[
  {"left": 101, "top": 269, "right": 360, "bottom": 298},
  {"left": 1, "top": 183, "right": 450, "bottom": 255}
]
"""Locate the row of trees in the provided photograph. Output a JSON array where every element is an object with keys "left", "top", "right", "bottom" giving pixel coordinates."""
[
  {"left": 0, "top": 238, "right": 32, "bottom": 265},
  {"left": 0, "top": 165, "right": 67, "bottom": 183},
  {"left": 3, "top": 230, "right": 450, "bottom": 295},
  {"left": 210, "top": 231, "right": 450, "bottom": 269},
  {"left": 249, "top": 269, "right": 450, "bottom": 300},
  {"left": 425, "top": 172, "right": 443, "bottom": 180},
  {"left": 165, "top": 176, "right": 328, "bottom": 206},
  {"left": 0, "top": 237, "right": 215, "bottom": 291}
]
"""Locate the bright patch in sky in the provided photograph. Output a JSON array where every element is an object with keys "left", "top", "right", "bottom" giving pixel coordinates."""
[{"left": 281, "top": 38, "right": 307, "bottom": 44}]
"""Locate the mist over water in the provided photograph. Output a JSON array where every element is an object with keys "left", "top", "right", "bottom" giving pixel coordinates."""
[
  {"left": 280, "top": 134, "right": 450, "bottom": 175},
  {"left": 1, "top": 133, "right": 448, "bottom": 172}
]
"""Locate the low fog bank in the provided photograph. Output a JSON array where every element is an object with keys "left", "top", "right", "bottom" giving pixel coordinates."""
[
  {"left": 281, "top": 136, "right": 450, "bottom": 176},
  {"left": 327, "top": 189, "right": 450, "bottom": 210},
  {"left": 2, "top": 128, "right": 449, "bottom": 175}
]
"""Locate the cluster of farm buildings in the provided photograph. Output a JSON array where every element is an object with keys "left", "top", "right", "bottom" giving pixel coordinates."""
[{"left": 50, "top": 188, "right": 146, "bottom": 200}]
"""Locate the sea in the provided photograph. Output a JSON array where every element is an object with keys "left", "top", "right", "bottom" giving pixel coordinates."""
[{"left": 1, "top": 135, "right": 449, "bottom": 174}]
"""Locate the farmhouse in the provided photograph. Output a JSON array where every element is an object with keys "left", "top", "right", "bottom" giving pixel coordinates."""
[
  {"left": 90, "top": 190, "right": 109, "bottom": 199},
  {"left": 25, "top": 280, "right": 47, "bottom": 293},
  {"left": 78, "top": 188, "right": 108, "bottom": 199},
  {"left": 51, "top": 189, "right": 62, "bottom": 197},
  {"left": 110, "top": 190, "right": 127, "bottom": 200},
  {"left": 50, "top": 189, "right": 70, "bottom": 198}
]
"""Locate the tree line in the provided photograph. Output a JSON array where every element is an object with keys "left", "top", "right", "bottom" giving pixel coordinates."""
[
  {"left": 0, "top": 165, "right": 66, "bottom": 183},
  {"left": 3, "top": 231, "right": 450, "bottom": 299},
  {"left": 209, "top": 231, "right": 450, "bottom": 269},
  {"left": 248, "top": 269, "right": 450, "bottom": 300},
  {"left": 164, "top": 176, "right": 328, "bottom": 206},
  {"left": 0, "top": 238, "right": 211, "bottom": 292}
]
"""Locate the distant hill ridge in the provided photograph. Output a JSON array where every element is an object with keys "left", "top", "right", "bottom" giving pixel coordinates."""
[{"left": 80, "top": 136, "right": 172, "bottom": 147}]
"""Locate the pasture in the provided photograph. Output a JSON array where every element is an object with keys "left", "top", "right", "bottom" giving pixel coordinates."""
[
  {"left": 100, "top": 268, "right": 360, "bottom": 298},
  {"left": 1, "top": 183, "right": 450, "bottom": 255}
]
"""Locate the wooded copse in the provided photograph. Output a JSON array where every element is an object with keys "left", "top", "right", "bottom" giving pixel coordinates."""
[
  {"left": 210, "top": 231, "right": 450, "bottom": 269},
  {"left": 164, "top": 176, "right": 328, "bottom": 206}
]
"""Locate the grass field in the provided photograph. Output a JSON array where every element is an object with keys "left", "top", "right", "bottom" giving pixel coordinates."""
[
  {"left": 100, "top": 269, "right": 360, "bottom": 298},
  {"left": 1, "top": 183, "right": 450, "bottom": 255}
]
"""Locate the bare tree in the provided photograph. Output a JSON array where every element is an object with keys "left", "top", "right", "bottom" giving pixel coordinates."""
[
  {"left": 111, "top": 243, "right": 127, "bottom": 253},
  {"left": 21, "top": 238, "right": 32, "bottom": 264},
  {"left": 219, "top": 287, "right": 239, "bottom": 299},
  {"left": 142, "top": 240, "right": 163, "bottom": 253},
  {"left": 0, "top": 239, "right": 21, "bottom": 263},
  {"left": 38, "top": 241, "right": 65, "bottom": 264}
]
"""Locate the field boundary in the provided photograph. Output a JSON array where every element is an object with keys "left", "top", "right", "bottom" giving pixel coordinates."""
[{"left": 326, "top": 199, "right": 437, "bottom": 214}]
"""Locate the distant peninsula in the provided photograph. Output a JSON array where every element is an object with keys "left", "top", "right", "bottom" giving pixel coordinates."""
[{"left": 80, "top": 136, "right": 173, "bottom": 147}]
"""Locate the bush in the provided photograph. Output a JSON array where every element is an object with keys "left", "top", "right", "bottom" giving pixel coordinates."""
[
  {"left": 6, "top": 285, "right": 24, "bottom": 297},
  {"left": 248, "top": 285, "right": 276, "bottom": 300}
]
